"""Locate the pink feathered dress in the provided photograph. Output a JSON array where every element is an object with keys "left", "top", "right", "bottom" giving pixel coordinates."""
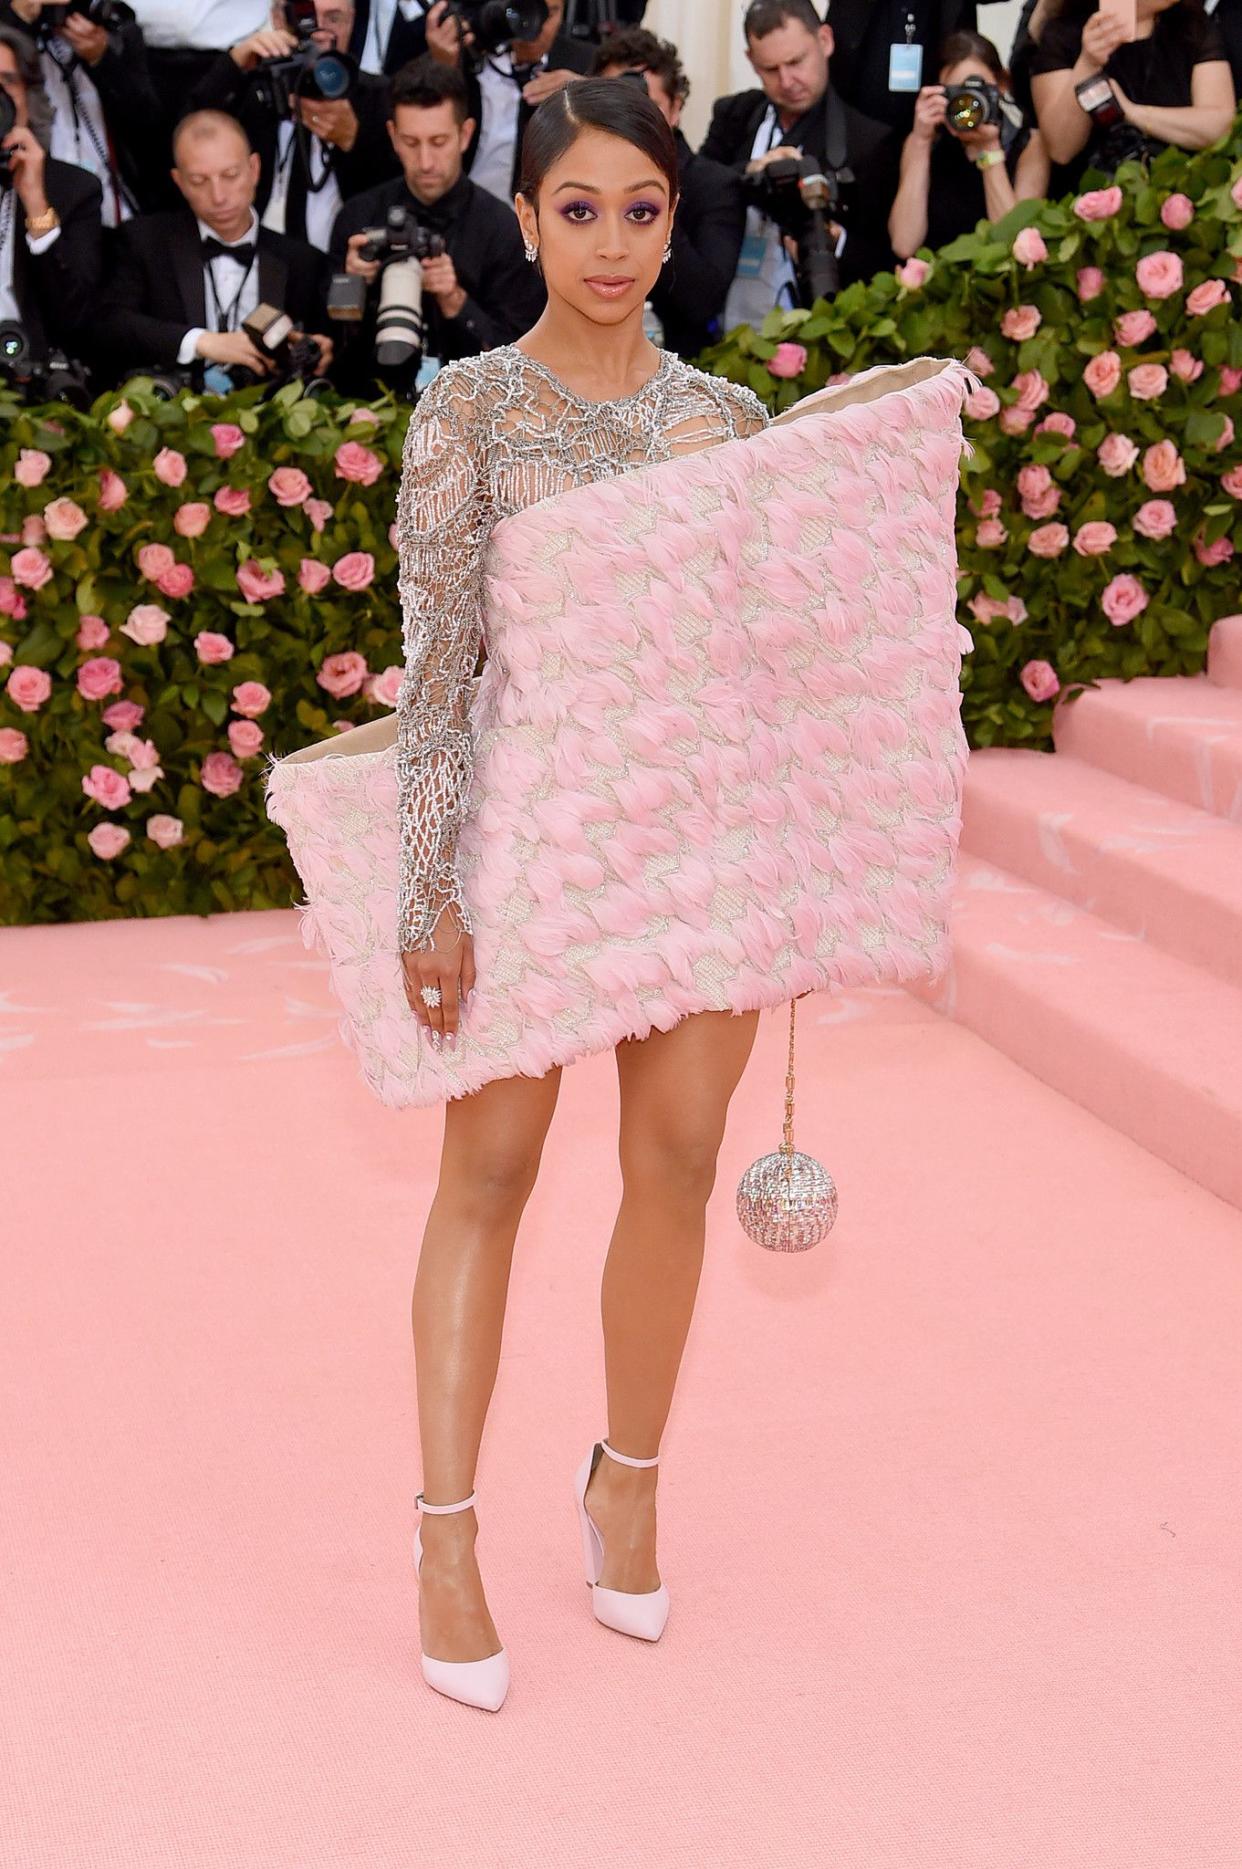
[{"left": 265, "top": 344, "right": 973, "bottom": 1109}]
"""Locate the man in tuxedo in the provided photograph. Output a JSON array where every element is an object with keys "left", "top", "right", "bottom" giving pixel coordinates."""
[
  {"left": 591, "top": 27, "right": 745, "bottom": 360},
  {"left": 422, "top": 0, "right": 592, "bottom": 205},
  {"left": 188, "top": 0, "right": 399, "bottom": 250},
  {"left": 701, "top": 0, "right": 900, "bottom": 329},
  {"left": 0, "top": 25, "right": 102, "bottom": 364},
  {"left": 330, "top": 55, "right": 543, "bottom": 390},
  {"left": 348, "top": 0, "right": 650, "bottom": 76},
  {"left": 97, "top": 108, "right": 332, "bottom": 381}
]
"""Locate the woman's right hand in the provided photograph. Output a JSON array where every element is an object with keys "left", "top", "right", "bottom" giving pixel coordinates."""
[
  {"left": 401, "top": 903, "right": 476, "bottom": 1048},
  {"left": 1081, "top": 8, "right": 1131, "bottom": 71},
  {"left": 911, "top": 85, "right": 948, "bottom": 144}
]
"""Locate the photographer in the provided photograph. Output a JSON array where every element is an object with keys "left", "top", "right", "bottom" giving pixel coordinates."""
[
  {"left": 423, "top": 0, "right": 591, "bottom": 203},
  {"left": 1029, "top": 0, "right": 1236, "bottom": 183},
  {"left": 0, "top": 1, "right": 166, "bottom": 220},
  {"left": 0, "top": 25, "right": 101, "bottom": 362},
  {"left": 701, "top": 0, "right": 899, "bottom": 326},
  {"left": 889, "top": 29, "right": 1049, "bottom": 257},
  {"left": 97, "top": 107, "right": 333, "bottom": 383},
  {"left": 187, "top": 0, "right": 399, "bottom": 249},
  {"left": 591, "top": 26, "right": 745, "bottom": 358},
  {"left": 328, "top": 55, "right": 543, "bottom": 391}
]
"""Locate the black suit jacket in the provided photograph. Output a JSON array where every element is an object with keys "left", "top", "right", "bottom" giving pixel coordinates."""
[
  {"left": 348, "top": 0, "right": 429, "bottom": 76},
  {"left": 186, "top": 55, "right": 400, "bottom": 244},
  {"left": 459, "top": 32, "right": 595, "bottom": 198},
  {"left": 97, "top": 211, "right": 331, "bottom": 372},
  {"left": 699, "top": 84, "right": 899, "bottom": 291},
  {"left": 7, "top": 158, "right": 103, "bottom": 360},
  {"left": 651, "top": 130, "right": 746, "bottom": 360}
]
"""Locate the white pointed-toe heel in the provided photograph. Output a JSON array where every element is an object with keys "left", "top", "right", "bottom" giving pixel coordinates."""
[
  {"left": 413, "top": 1489, "right": 509, "bottom": 1711},
  {"left": 573, "top": 1439, "right": 670, "bottom": 1641}
]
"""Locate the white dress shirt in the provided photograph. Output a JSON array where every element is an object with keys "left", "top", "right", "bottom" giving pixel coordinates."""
[
  {"left": 177, "top": 209, "right": 262, "bottom": 365},
  {"left": 261, "top": 121, "right": 342, "bottom": 253},
  {"left": 125, "top": 0, "right": 266, "bottom": 50},
  {"left": 358, "top": 0, "right": 425, "bottom": 75},
  {"left": 40, "top": 42, "right": 129, "bottom": 228},
  {"left": 723, "top": 102, "right": 846, "bottom": 333},
  {"left": 0, "top": 192, "right": 61, "bottom": 330},
  {"left": 468, "top": 51, "right": 525, "bottom": 205}
]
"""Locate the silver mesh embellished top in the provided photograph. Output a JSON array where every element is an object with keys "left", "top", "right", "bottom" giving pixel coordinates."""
[{"left": 393, "top": 341, "right": 771, "bottom": 954}]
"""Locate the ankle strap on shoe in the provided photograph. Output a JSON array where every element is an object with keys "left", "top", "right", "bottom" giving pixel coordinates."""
[
  {"left": 416, "top": 1489, "right": 477, "bottom": 1513},
  {"left": 600, "top": 1439, "right": 659, "bottom": 1468}
]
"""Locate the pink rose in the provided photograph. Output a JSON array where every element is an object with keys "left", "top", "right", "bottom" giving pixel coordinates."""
[
  {"left": 1083, "top": 351, "right": 1122, "bottom": 398},
  {"left": 316, "top": 650, "right": 368, "bottom": 698},
  {"left": 97, "top": 468, "right": 128, "bottom": 512},
  {"left": 200, "top": 751, "right": 243, "bottom": 797},
  {"left": 211, "top": 423, "right": 246, "bottom": 459},
  {"left": 1023, "top": 485, "right": 1061, "bottom": 520},
  {"left": 298, "top": 557, "right": 332, "bottom": 595},
  {"left": 0, "top": 727, "right": 28, "bottom": 763},
  {"left": 1012, "top": 226, "right": 1047, "bottom": 267},
  {"left": 0, "top": 642, "right": 11, "bottom": 667},
  {"left": 14, "top": 448, "right": 52, "bottom": 487},
  {"left": 195, "top": 632, "right": 235, "bottom": 664},
  {"left": 77, "top": 656, "right": 123, "bottom": 700},
  {"left": 76, "top": 614, "right": 109, "bottom": 650},
  {"left": 1076, "top": 266, "right": 1105, "bottom": 302},
  {"left": 998, "top": 404, "right": 1033, "bottom": 435},
  {"left": 341, "top": 406, "right": 380, "bottom": 427},
  {"left": 895, "top": 257, "right": 929, "bottom": 289},
  {"left": 153, "top": 447, "right": 187, "bottom": 488},
  {"left": 1220, "top": 366, "right": 1242, "bottom": 396},
  {"left": 1214, "top": 413, "right": 1235, "bottom": 452},
  {"left": 1114, "top": 309, "right": 1156, "bottom": 347},
  {"left": 1128, "top": 363, "right": 1168, "bottom": 401},
  {"left": 1160, "top": 192, "right": 1194, "bottom": 230},
  {"left": 1222, "top": 465, "right": 1242, "bottom": 499},
  {"left": 1133, "top": 499, "right": 1176, "bottom": 539},
  {"left": 1135, "top": 251, "right": 1183, "bottom": 300},
  {"left": 113, "top": 732, "right": 160, "bottom": 774},
  {"left": 1021, "top": 659, "right": 1060, "bottom": 702},
  {"left": 332, "top": 550, "right": 375, "bottom": 592},
  {"left": 366, "top": 664, "right": 404, "bottom": 707},
  {"left": 21, "top": 516, "right": 47, "bottom": 548},
  {"left": 43, "top": 497, "right": 88, "bottom": 541},
  {"left": 1001, "top": 304, "right": 1041, "bottom": 341},
  {"left": 121, "top": 603, "right": 170, "bottom": 646},
  {"left": 236, "top": 560, "right": 286, "bottom": 603},
  {"left": 5, "top": 665, "right": 52, "bottom": 711},
  {"left": 767, "top": 340, "right": 808, "bottom": 376},
  {"left": 268, "top": 465, "right": 313, "bottom": 506},
  {"left": 0, "top": 577, "right": 26, "bottom": 621},
  {"left": 1027, "top": 523, "right": 1069, "bottom": 559},
  {"left": 1143, "top": 441, "right": 1186, "bottom": 492},
  {"left": 964, "top": 346, "right": 994, "bottom": 377},
  {"left": 334, "top": 441, "right": 383, "bottom": 485},
  {"left": 137, "top": 542, "right": 177, "bottom": 581},
  {"left": 174, "top": 501, "right": 211, "bottom": 538},
  {"left": 227, "top": 718, "right": 264, "bottom": 759},
  {"left": 11, "top": 547, "right": 53, "bottom": 590},
  {"left": 1186, "top": 278, "right": 1230, "bottom": 317},
  {"left": 969, "top": 487, "right": 1002, "bottom": 518},
  {"left": 106, "top": 401, "right": 134, "bottom": 434},
  {"left": 1101, "top": 574, "right": 1149, "bottom": 626},
  {"left": 969, "top": 592, "right": 1027, "bottom": 627},
  {"left": 213, "top": 485, "right": 251, "bottom": 518},
  {"left": 1073, "top": 521, "right": 1117, "bottom": 557},
  {"left": 87, "top": 823, "right": 130, "bottom": 860},
  {"left": 231, "top": 680, "right": 271, "bottom": 718},
  {"left": 146, "top": 814, "right": 184, "bottom": 849},
  {"left": 1035, "top": 411, "right": 1076, "bottom": 439},
  {"left": 157, "top": 563, "right": 195, "bottom": 600},
  {"left": 305, "top": 498, "right": 334, "bottom": 533},
  {"left": 82, "top": 762, "right": 132, "bottom": 809},
  {"left": 1073, "top": 185, "right": 1123, "bottom": 222},
  {"left": 1017, "top": 464, "right": 1053, "bottom": 502},
  {"left": 1012, "top": 369, "right": 1049, "bottom": 412},
  {"left": 1170, "top": 349, "right": 1204, "bottom": 383},
  {"left": 102, "top": 700, "right": 144, "bottom": 731},
  {"left": 965, "top": 385, "right": 1000, "bottom": 420},
  {"left": 1194, "top": 533, "right": 1234, "bottom": 566},
  {"left": 1097, "top": 432, "right": 1138, "bottom": 476},
  {"left": 976, "top": 518, "right": 1008, "bottom": 548}
]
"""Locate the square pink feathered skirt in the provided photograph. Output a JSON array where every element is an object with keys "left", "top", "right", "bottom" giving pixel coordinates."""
[{"left": 265, "top": 356, "right": 977, "bottom": 1108}]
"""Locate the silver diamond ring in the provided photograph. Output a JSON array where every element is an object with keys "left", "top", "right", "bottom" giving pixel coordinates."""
[{"left": 420, "top": 984, "right": 443, "bottom": 1008}]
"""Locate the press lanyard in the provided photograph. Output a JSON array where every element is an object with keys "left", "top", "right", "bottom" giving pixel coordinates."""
[
  {"left": 904, "top": 8, "right": 916, "bottom": 44},
  {"left": 205, "top": 249, "right": 256, "bottom": 333}
]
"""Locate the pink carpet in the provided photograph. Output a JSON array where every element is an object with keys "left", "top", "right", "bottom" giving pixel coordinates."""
[{"left": 3, "top": 896, "right": 1240, "bottom": 1866}]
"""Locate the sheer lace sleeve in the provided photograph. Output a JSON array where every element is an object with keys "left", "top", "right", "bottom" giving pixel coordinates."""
[
  {"left": 393, "top": 361, "right": 488, "bottom": 955},
  {"left": 728, "top": 381, "right": 772, "bottom": 438}
]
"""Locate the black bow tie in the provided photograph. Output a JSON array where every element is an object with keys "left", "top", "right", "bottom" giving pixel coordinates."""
[{"left": 202, "top": 236, "right": 255, "bottom": 267}]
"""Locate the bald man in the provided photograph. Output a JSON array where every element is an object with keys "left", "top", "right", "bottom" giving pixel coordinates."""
[{"left": 98, "top": 108, "right": 331, "bottom": 379}]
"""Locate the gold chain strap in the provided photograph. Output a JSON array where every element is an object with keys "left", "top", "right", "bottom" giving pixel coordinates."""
[{"left": 781, "top": 998, "right": 797, "bottom": 1174}]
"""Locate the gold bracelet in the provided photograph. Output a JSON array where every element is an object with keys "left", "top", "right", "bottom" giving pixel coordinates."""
[{"left": 25, "top": 205, "right": 60, "bottom": 236}]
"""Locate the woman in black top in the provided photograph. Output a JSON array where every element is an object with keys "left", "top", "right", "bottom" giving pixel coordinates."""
[
  {"left": 1029, "top": 0, "right": 1236, "bottom": 183},
  {"left": 889, "top": 30, "right": 1050, "bottom": 257}
]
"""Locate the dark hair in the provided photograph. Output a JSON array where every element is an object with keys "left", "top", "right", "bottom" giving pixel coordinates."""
[
  {"left": 936, "top": 29, "right": 1006, "bottom": 82},
  {"left": 517, "top": 75, "right": 680, "bottom": 210},
  {"left": 390, "top": 54, "right": 470, "bottom": 123},
  {"left": 589, "top": 26, "right": 690, "bottom": 106},
  {"left": 743, "top": 0, "right": 824, "bottom": 44},
  {"left": 0, "top": 25, "right": 51, "bottom": 145}
]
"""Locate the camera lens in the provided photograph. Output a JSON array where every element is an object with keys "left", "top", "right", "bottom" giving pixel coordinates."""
[
  {"left": 311, "top": 52, "right": 351, "bottom": 100},
  {"left": 947, "top": 94, "right": 984, "bottom": 131},
  {"left": 1, "top": 330, "right": 24, "bottom": 360}
]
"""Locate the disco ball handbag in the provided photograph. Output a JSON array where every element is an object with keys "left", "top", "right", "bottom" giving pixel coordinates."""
[{"left": 736, "top": 996, "right": 838, "bottom": 1252}]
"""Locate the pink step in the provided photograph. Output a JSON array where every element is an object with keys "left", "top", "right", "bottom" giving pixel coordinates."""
[
  {"left": 908, "top": 853, "right": 1242, "bottom": 1209},
  {"left": 961, "top": 747, "right": 1242, "bottom": 991},
  {"left": 1208, "top": 614, "right": 1242, "bottom": 690},
  {"left": 1052, "top": 676, "right": 1242, "bottom": 823}
]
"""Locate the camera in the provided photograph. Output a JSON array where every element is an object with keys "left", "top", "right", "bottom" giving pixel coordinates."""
[
  {"left": 0, "top": 89, "right": 14, "bottom": 179},
  {"left": 0, "top": 322, "right": 92, "bottom": 408},
  {"left": 1073, "top": 72, "right": 1153, "bottom": 172},
  {"left": 328, "top": 206, "right": 446, "bottom": 377},
  {"left": 37, "top": 0, "right": 135, "bottom": 32},
  {"left": 239, "top": 301, "right": 332, "bottom": 394},
  {"left": 943, "top": 77, "right": 1002, "bottom": 133},
  {"left": 252, "top": 0, "right": 358, "bottom": 118},
  {"left": 444, "top": 0, "right": 549, "bottom": 57},
  {"left": 750, "top": 153, "right": 852, "bottom": 306}
]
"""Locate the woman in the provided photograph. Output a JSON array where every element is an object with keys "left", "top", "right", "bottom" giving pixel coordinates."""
[
  {"left": 889, "top": 29, "right": 1050, "bottom": 259},
  {"left": 1028, "top": 0, "right": 1236, "bottom": 182},
  {"left": 394, "top": 77, "right": 772, "bottom": 1713}
]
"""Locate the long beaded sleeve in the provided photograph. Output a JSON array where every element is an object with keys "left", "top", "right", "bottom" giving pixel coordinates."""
[{"left": 393, "top": 363, "right": 487, "bottom": 954}]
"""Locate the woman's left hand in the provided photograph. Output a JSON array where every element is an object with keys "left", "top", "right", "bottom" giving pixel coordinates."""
[
  {"left": 957, "top": 122, "right": 1003, "bottom": 156},
  {"left": 1109, "top": 77, "right": 1135, "bottom": 120}
]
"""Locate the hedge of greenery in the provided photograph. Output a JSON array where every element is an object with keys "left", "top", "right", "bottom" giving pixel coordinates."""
[{"left": 3, "top": 122, "right": 1242, "bottom": 925}]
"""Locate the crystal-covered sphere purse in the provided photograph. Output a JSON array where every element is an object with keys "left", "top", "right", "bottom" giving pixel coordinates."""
[{"left": 736, "top": 998, "right": 838, "bottom": 1252}]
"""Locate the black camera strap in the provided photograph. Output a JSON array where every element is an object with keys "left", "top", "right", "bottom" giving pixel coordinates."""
[{"left": 205, "top": 248, "right": 257, "bottom": 333}]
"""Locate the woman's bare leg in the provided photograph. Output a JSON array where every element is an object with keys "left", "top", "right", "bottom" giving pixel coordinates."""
[
  {"left": 412, "top": 1064, "right": 562, "bottom": 1661},
  {"left": 585, "top": 1008, "right": 761, "bottom": 1591}
]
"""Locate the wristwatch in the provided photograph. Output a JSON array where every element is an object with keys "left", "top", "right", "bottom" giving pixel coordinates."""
[
  {"left": 974, "top": 148, "right": 1006, "bottom": 170},
  {"left": 25, "top": 205, "right": 61, "bottom": 236}
]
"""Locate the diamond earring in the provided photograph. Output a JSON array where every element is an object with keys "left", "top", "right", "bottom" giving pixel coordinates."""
[
  {"left": 524, "top": 241, "right": 538, "bottom": 263},
  {"left": 662, "top": 241, "right": 672, "bottom": 263}
]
